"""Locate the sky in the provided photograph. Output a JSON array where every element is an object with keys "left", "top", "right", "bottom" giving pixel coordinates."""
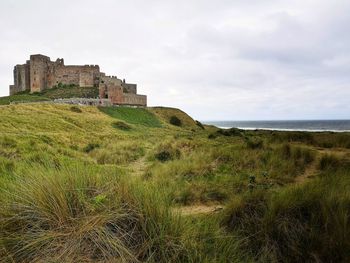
[{"left": 0, "top": 0, "right": 349, "bottom": 120}]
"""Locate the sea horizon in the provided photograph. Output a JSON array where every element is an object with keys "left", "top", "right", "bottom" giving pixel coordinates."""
[{"left": 202, "top": 119, "right": 350, "bottom": 132}]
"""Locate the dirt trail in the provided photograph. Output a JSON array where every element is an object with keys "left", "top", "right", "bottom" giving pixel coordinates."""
[
  {"left": 130, "top": 156, "right": 148, "bottom": 177},
  {"left": 174, "top": 205, "right": 224, "bottom": 216},
  {"left": 294, "top": 160, "right": 318, "bottom": 184},
  {"left": 294, "top": 147, "right": 350, "bottom": 184},
  {"left": 130, "top": 157, "right": 224, "bottom": 216},
  {"left": 316, "top": 147, "right": 350, "bottom": 157}
]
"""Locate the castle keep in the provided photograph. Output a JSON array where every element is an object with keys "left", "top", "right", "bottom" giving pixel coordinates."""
[{"left": 9, "top": 54, "right": 147, "bottom": 106}]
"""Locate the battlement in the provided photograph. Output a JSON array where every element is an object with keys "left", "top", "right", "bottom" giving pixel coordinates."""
[
  {"left": 30, "top": 54, "right": 51, "bottom": 61},
  {"left": 84, "top": 65, "right": 100, "bottom": 68},
  {"left": 9, "top": 54, "right": 147, "bottom": 106}
]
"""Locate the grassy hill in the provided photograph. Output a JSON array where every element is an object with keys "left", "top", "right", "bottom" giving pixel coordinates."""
[
  {"left": 0, "top": 103, "right": 349, "bottom": 262},
  {"left": 0, "top": 84, "right": 98, "bottom": 105},
  {"left": 0, "top": 93, "right": 51, "bottom": 105},
  {"left": 149, "top": 106, "right": 199, "bottom": 128}
]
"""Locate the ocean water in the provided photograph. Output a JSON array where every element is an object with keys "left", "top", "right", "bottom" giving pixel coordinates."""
[{"left": 203, "top": 120, "right": 350, "bottom": 132}]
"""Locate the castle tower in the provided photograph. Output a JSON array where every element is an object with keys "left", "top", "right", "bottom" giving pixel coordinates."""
[
  {"left": 29, "top": 54, "right": 50, "bottom": 93},
  {"left": 9, "top": 61, "right": 30, "bottom": 95}
]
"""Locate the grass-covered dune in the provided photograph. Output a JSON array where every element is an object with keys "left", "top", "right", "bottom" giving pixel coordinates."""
[{"left": 0, "top": 103, "right": 349, "bottom": 262}]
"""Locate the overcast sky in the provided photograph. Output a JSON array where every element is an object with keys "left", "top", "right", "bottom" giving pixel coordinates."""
[{"left": 1, "top": 0, "right": 349, "bottom": 120}]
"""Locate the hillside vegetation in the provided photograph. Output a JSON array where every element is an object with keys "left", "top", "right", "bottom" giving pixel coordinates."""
[
  {"left": 0, "top": 103, "right": 349, "bottom": 262},
  {"left": 0, "top": 93, "right": 51, "bottom": 105},
  {"left": 0, "top": 84, "right": 98, "bottom": 105}
]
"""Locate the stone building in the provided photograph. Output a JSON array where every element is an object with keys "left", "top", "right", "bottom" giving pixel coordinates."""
[{"left": 9, "top": 54, "right": 147, "bottom": 106}]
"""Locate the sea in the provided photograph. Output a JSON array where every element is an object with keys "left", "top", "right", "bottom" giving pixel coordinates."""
[{"left": 202, "top": 120, "right": 350, "bottom": 132}]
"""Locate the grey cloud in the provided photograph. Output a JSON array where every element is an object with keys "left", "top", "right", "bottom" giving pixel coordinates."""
[{"left": 0, "top": 0, "right": 349, "bottom": 120}]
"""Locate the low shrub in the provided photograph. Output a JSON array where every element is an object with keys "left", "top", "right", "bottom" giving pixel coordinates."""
[
  {"left": 246, "top": 138, "right": 264, "bottom": 149},
  {"left": 208, "top": 133, "right": 217, "bottom": 139},
  {"left": 70, "top": 106, "right": 82, "bottom": 113},
  {"left": 83, "top": 143, "right": 100, "bottom": 153},
  {"left": 112, "top": 121, "right": 131, "bottom": 131},
  {"left": 154, "top": 142, "right": 181, "bottom": 162},
  {"left": 155, "top": 150, "right": 173, "bottom": 162},
  {"left": 208, "top": 128, "right": 242, "bottom": 139},
  {"left": 217, "top": 128, "right": 242, "bottom": 137},
  {"left": 69, "top": 144, "right": 79, "bottom": 151},
  {"left": 169, "top": 116, "right": 182, "bottom": 126},
  {"left": 195, "top": 120, "right": 205, "bottom": 129}
]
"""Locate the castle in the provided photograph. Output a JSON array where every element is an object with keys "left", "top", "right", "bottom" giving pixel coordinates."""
[{"left": 9, "top": 54, "right": 147, "bottom": 106}]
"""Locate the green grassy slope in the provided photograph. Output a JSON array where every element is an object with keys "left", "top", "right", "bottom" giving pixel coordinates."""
[
  {"left": 0, "top": 103, "right": 349, "bottom": 262},
  {"left": 98, "top": 106, "right": 162, "bottom": 127},
  {"left": 0, "top": 85, "right": 99, "bottom": 105},
  {"left": 0, "top": 94, "right": 51, "bottom": 105},
  {"left": 149, "top": 106, "right": 199, "bottom": 128}
]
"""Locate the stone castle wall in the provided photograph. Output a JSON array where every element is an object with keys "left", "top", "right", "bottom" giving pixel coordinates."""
[
  {"left": 122, "top": 82, "right": 137, "bottom": 94},
  {"left": 53, "top": 98, "right": 112, "bottom": 106},
  {"left": 100, "top": 75, "right": 122, "bottom": 87},
  {"left": 28, "top": 55, "right": 100, "bottom": 92},
  {"left": 9, "top": 54, "right": 147, "bottom": 107},
  {"left": 107, "top": 85, "right": 124, "bottom": 104},
  {"left": 123, "top": 93, "right": 147, "bottom": 106},
  {"left": 11, "top": 54, "right": 101, "bottom": 93},
  {"left": 54, "top": 65, "right": 100, "bottom": 87}
]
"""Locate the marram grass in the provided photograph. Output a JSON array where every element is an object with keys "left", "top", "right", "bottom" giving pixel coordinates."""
[
  {"left": 0, "top": 163, "right": 189, "bottom": 262},
  {"left": 0, "top": 103, "right": 349, "bottom": 262}
]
